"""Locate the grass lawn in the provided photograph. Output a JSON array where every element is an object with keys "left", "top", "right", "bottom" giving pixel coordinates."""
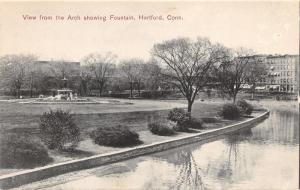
[
  {"left": 0, "top": 98, "right": 251, "bottom": 175},
  {"left": 0, "top": 99, "right": 236, "bottom": 138}
]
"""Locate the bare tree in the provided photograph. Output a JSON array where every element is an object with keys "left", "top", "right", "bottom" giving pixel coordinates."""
[
  {"left": 152, "top": 37, "right": 225, "bottom": 114},
  {"left": 214, "top": 48, "right": 255, "bottom": 102},
  {"left": 119, "top": 59, "right": 143, "bottom": 98},
  {"left": 25, "top": 64, "right": 39, "bottom": 98},
  {"left": 78, "top": 65, "right": 92, "bottom": 96},
  {"left": 143, "top": 59, "right": 162, "bottom": 91},
  {"left": 245, "top": 58, "right": 268, "bottom": 99},
  {"left": 134, "top": 59, "right": 146, "bottom": 97},
  {"left": 49, "top": 60, "right": 81, "bottom": 88},
  {"left": 0, "top": 54, "right": 36, "bottom": 98},
  {"left": 131, "top": 60, "right": 162, "bottom": 96},
  {"left": 82, "top": 53, "right": 116, "bottom": 96}
]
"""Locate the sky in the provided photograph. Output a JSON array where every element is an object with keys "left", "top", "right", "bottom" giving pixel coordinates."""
[{"left": 0, "top": 1, "right": 298, "bottom": 62}]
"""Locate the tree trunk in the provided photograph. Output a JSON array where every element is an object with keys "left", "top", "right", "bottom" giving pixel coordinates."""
[
  {"left": 98, "top": 82, "right": 103, "bottom": 97},
  {"left": 233, "top": 94, "right": 237, "bottom": 103},
  {"left": 83, "top": 80, "right": 89, "bottom": 96},
  {"left": 99, "top": 88, "right": 102, "bottom": 97},
  {"left": 130, "top": 82, "right": 133, "bottom": 98},
  {"left": 17, "top": 88, "right": 20, "bottom": 98},
  {"left": 187, "top": 100, "right": 193, "bottom": 116},
  {"left": 30, "top": 81, "right": 33, "bottom": 98},
  {"left": 30, "top": 87, "right": 33, "bottom": 98},
  {"left": 251, "top": 85, "right": 255, "bottom": 100},
  {"left": 137, "top": 82, "right": 141, "bottom": 97},
  {"left": 30, "top": 75, "right": 33, "bottom": 98}
]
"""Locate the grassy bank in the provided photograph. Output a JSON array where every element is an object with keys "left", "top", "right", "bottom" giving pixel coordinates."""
[
  {"left": 0, "top": 100, "right": 240, "bottom": 138},
  {"left": 0, "top": 98, "right": 259, "bottom": 175}
]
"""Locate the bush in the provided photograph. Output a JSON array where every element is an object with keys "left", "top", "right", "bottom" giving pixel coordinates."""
[
  {"left": 168, "top": 108, "right": 205, "bottom": 131},
  {"left": 178, "top": 117, "right": 204, "bottom": 130},
  {"left": 168, "top": 108, "right": 188, "bottom": 122},
  {"left": 220, "top": 103, "right": 240, "bottom": 120},
  {"left": 90, "top": 125, "right": 141, "bottom": 147},
  {"left": 148, "top": 122, "right": 175, "bottom": 136},
  {"left": 0, "top": 134, "right": 52, "bottom": 168},
  {"left": 40, "top": 110, "right": 80, "bottom": 150},
  {"left": 237, "top": 99, "right": 253, "bottom": 115},
  {"left": 173, "top": 121, "right": 189, "bottom": 132}
]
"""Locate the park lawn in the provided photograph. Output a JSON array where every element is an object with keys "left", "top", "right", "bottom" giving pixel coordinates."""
[
  {"left": 0, "top": 100, "right": 228, "bottom": 137},
  {"left": 0, "top": 99, "right": 247, "bottom": 175}
]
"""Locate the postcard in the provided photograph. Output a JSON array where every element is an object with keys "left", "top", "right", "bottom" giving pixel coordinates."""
[{"left": 0, "top": 1, "right": 299, "bottom": 189}]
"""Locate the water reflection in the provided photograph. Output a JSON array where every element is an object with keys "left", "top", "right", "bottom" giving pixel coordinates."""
[
  {"left": 250, "top": 110, "right": 299, "bottom": 145},
  {"left": 217, "top": 129, "right": 253, "bottom": 180},
  {"left": 149, "top": 109, "right": 298, "bottom": 189},
  {"left": 171, "top": 150, "right": 205, "bottom": 190}
]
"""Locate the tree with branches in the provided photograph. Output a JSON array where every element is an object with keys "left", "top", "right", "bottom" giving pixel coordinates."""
[
  {"left": 152, "top": 37, "right": 226, "bottom": 114},
  {"left": 0, "top": 54, "right": 36, "bottom": 98},
  {"left": 143, "top": 60, "right": 162, "bottom": 91},
  {"left": 214, "top": 48, "right": 256, "bottom": 102},
  {"left": 119, "top": 59, "right": 143, "bottom": 98},
  {"left": 78, "top": 65, "right": 92, "bottom": 96},
  {"left": 133, "top": 59, "right": 146, "bottom": 97},
  {"left": 245, "top": 57, "right": 268, "bottom": 100},
  {"left": 82, "top": 53, "right": 116, "bottom": 96}
]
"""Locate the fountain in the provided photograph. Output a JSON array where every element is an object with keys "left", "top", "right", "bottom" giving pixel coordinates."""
[
  {"left": 18, "top": 77, "right": 125, "bottom": 105},
  {"left": 33, "top": 77, "right": 92, "bottom": 103}
]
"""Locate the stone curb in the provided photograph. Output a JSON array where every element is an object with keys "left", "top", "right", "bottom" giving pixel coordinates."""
[{"left": 0, "top": 110, "right": 270, "bottom": 189}]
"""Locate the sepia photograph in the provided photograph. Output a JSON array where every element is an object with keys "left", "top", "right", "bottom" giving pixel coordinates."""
[{"left": 0, "top": 1, "right": 299, "bottom": 189}]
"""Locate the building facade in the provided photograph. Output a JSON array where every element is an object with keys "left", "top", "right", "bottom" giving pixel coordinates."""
[{"left": 263, "top": 55, "right": 299, "bottom": 93}]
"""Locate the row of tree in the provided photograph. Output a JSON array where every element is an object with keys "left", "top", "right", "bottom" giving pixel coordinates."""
[
  {"left": 0, "top": 53, "right": 163, "bottom": 98},
  {"left": 0, "top": 36, "right": 267, "bottom": 113}
]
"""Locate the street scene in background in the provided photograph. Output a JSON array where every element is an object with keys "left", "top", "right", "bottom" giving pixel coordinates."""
[{"left": 0, "top": 1, "right": 298, "bottom": 190}]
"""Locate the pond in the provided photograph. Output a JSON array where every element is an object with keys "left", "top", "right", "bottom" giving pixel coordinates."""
[{"left": 18, "top": 102, "right": 299, "bottom": 190}]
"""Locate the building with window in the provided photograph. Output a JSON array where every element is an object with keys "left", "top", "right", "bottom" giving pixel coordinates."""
[
  {"left": 264, "top": 55, "right": 299, "bottom": 93},
  {"left": 239, "top": 54, "right": 298, "bottom": 93}
]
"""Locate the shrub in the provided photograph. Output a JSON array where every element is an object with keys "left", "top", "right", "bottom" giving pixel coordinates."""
[
  {"left": 0, "top": 134, "right": 52, "bottom": 168},
  {"left": 148, "top": 122, "right": 175, "bottom": 136},
  {"left": 168, "top": 108, "right": 204, "bottom": 131},
  {"left": 90, "top": 125, "right": 141, "bottom": 147},
  {"left": 220, "top": 103, "right": 240, "bottom": 120},
  {"left": 168, "top": 108, "right": 188, "bottom": 122},
  {"left": 237, "top": 99, "right": 253, "bottom": 115},
  {"left": 179, "top": 117, "right": 204, "bottom": 130},
  {"left": 173, "top": 121, "right": 189, "bottom": 132},
  {"left": 40, "top": 110, "right": 80, "bottom": 150}
]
